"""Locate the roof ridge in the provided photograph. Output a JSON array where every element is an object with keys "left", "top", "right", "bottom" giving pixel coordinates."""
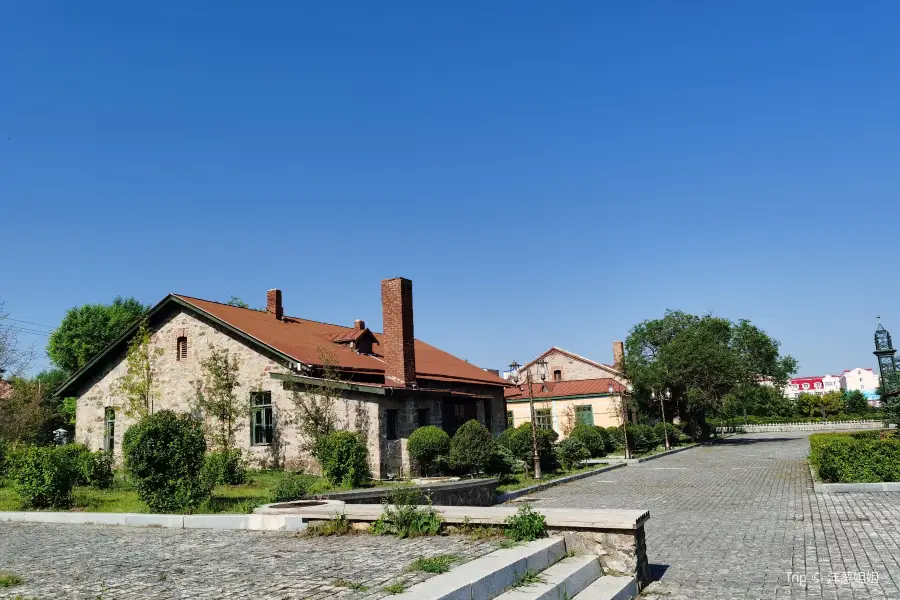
[{"left": 174, "top": 293, "right": 369, "bottom": 332}]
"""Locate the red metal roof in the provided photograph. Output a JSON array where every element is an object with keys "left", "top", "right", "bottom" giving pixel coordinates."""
[
  {"left": 505, "top": 378, "right": 625, "bottom": 400},
  {"left": 175, "top": 295, "right": 507, "bottom": 387}
]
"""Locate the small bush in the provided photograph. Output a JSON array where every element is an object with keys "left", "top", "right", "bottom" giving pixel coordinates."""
[
  {"left": 203, "top": 449, "right": 248, "bottom": 486},
  {"left": 449, "top": 420, "right": 495, "bottom": 475},
  {"left": 568, "top": 424, "right": 607, "bottom": 458},
  {"left": 370, "top": 485, "right": 443, "bottom": 538},
  {"left": 508, "top": 424, "right": 558, "bottom": 470},
  {"left": 626, "top": 424, "right": 659, "bottom": 454},
  {"left": 555, "top": 437, "right": 590, "bottom": 470},
  {"left": 84, "top": 450, "right": 115, "bottom": 489},
  {"left": 810, "top": 432, "right": 900, "bottom": 483},
  {"left": 497, "top": 427, "right": 516, "bottom": 451},
  {"left": 8, "top": 446, "right": 79, "bottom": 509},
  {"left": 58, "top": 443, "right": 91, "bottom": 485},
  {"left": 270, "top": 472, "right": 313, "bottom": 503},
  {"left": 504, "top": 503, "right": 546, "bottom": 541},
  {"left": 488, "top": 443, "right": 517, "bottom": 476},
  {"left": 408, "top": 426, "right": 450, "bottom": 476},
  {"left": 123, "top": 410, "right": 212, "bottom": 513},
  {"left": 383, "top": 582, "right": 407, "bottom": 595},
  {"left": 605, "top": 426, "right": 625, "bottom": 452},
  {"left": 317, "top": 431, "right": 371, "bottom": 488},
  {"left": 653, "top": 422, "right": 681, "bottom": 448}
]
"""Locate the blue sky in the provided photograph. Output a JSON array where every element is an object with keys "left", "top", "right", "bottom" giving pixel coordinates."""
[{"left": 2, "top": 2, "right": 898, "bottom": 377}]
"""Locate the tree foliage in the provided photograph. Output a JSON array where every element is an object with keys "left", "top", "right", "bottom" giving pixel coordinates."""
[
  {"left": 195, "top": 344, "right": 243, "bottom": 451},
  {"left": 290, "top": 348, "right": 343, "bottom": 455},
  {"left": 796, "top": 392, "right": 844, "bottom": 418},
  {"left": 47, "top": 296, "right": 148, "bottom": 374},
  {"left": 114, "top": 319, "right": 164, "bottom": 419},
  {"left": 0, "top": 298, "right": 33, "bottom": 378},
  {"left": 624, "top": 311, "right": 797, "bottom": 437}
]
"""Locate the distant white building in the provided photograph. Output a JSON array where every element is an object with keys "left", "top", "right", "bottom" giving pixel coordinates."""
[
  {"left": 781, "top": 368, "right": 880, "bottom": 401},
  {"left": 839, "top": 368, "right": 880, "bottom": 400}
]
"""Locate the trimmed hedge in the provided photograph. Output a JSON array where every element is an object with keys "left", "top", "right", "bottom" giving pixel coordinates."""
[
  {"left": 809, "top": 431, "right": 900, "bottom": 483},
  {"left": 555, "top": 437, "right": 590, "bottom": 470},
  {"left": 7, "top": 445, "right": 80, "bottom": 509},
  {"left": 450, "top": 420, "right": 494, "bottom": 475},
  {"left": 408, "top": 426, "right": 450, "bottom": 476},
  {"left": 568, "top": 424, "right": 607, "bottom": 458},
  {"left": 318, "top": 430, "right": 371, "bottom": 488}
]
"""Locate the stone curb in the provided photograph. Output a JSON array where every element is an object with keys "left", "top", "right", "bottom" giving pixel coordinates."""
[
  {"left": 621, "top": 443, "right": 699, "bottom": 465},
  {"left": 495, "top": 463, "right": 626, "bottom": 504},
  {"left": 0, "top": 511, "right": 307, "bottom": 531},
  {"left": 808, "top": 461, "right": 900, "bottom": 493}
]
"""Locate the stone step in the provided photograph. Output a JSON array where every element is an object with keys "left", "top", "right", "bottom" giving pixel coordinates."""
[
  {"left": 396, "top": 536, "right": 567, "bottom": 600},
  {"left": 571, "top": 575, "right": 638, "bottom": 600},
  {"left": 492, "top": 556, "right": 602, "bottom": 600}
]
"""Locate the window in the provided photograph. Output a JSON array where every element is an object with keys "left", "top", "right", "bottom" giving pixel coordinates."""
[
  {"left": 575, "top": 405, "right": 594, "bottom": 426},
  {"left": 176, "top": 336, "right": 188, "bottom": 361},
  {"left": 535, "top": 408, "right": 552, "bottom": 430},
  {"left": 250, "top": 391, "right": 273, "bottom": 446},
  {"left": 386, "top": 409, "right": 399, "bottom": 440},
  {"left": 104, "top": 407, "right": 116, "bottom": 451},
  {"left": 552, "top": 369, "right": 562, "bottom": 382},
  {"left": 814, "top": 382, "right": 822, "bottom": 389},
  {"left": 803, "top": 383, "right": 810, "bottom": 390},
  {"left": 506, "top": 410, "right": 514, "bottom": 428},
  {"left": 417, "top": 408, "right": 429, "bottom": 428}
]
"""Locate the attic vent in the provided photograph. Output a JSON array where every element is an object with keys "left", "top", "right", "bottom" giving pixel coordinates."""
[{"left": 176, "top": 336, "right": 188, "bottom": 361}]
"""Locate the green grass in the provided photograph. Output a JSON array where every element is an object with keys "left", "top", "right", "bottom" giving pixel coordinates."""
[
  {"left": 495, "top": 464, "right": 604, "bottom": 494},
  {"left": 513, "top": 570, "right": 543, "bottom": 588},
  {"left": 331, "top": 578, "right": 369, "bottom": 591},
  {"left": 0, "top": 572, "right": 24, "bottom": 588},
  {"left": 382, "top": 581, "right": 407, "bottom": 594},
  {"left": 407, "top": 554, "right": 459, "bottom": 574}
]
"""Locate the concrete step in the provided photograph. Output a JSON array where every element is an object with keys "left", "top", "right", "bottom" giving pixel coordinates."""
[
  {"left": 397, "top": 537, "right": 567, "bottom": 600},
  {"left": 571, "top": 575, "right": 638, "bottom": 600},
  {"left": 492, "top": 556, "right": 602, "bottom": 600}
]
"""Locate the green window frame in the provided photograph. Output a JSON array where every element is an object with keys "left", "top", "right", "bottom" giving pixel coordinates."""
[
  {"left": 534, "top": 408, "right": 553, "bottom": 430},
  {"left": 104, "top": 407, "right": 116, "bottom": 451},
  {"left": 506, "top": 410, "right": 514, "bottom": 428},
  {"left": 251, "top": 391, "right": 273, "bottom": 446},
  {"left": 575, "top": 405, "right": 594, "bottom": 426}
]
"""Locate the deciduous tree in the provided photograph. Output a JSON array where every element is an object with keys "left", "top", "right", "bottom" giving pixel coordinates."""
[
  {"left": 114, "top": 319, "right": 164, "bottom": 419},
  {"left": 195, "top": 344, "right": 243, "bottom": 451}
]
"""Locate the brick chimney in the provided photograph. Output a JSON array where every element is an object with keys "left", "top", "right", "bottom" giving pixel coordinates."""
[
  {"left": 266, "top": 289, "right": 283, "bottom": 320},
  {"left": 381, "top": 277, "right": 416, "bottom": 387},
  {"left": 612, "top": 341, "right": 624, "bottom": 370},
  {"left": 354, "top": 319, "right": 366, "bottom": 330}
]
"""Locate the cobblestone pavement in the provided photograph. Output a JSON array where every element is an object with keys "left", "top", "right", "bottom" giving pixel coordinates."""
[
  {"left": 525, "top": 431, "right": 900, "bottom": 600},
  {"left": 0, "top": 523, "right": 496, "bottom": 600}
]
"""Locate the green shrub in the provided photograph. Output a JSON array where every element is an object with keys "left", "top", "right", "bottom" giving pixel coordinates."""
[
  {"left": 408, "top": 426, "right": 450, "bottom": 476},
  {"left": 8, "top": 446, "right": 79, "bottom": 509},
  {"left": 58, "top": 443, "right": 91, "bottom": 485},
  {"left": 653, "top": 422, "right": 681, "bottom": 448},
  {"left": 508, "top": 423, "right": 558, "bottom": 469},
  {"left": 504, "top": 503, "right": 546, "bottom": 541},
  {"left": 497, "top": 427, "right": 515, "bottom": 451},
  {"left": 270, "top": 472, "right": 313, "bottom": 503},
  {"left": 626, "top": 424, "right": 659, "bottom": 454},
  {"left": 203, "top": 449, "right": 248, "bottom": 486},
  {"left": 488, "top": 443, "right": 516, "bottom": 476},
  {"left": 84, "top": 450, "right": 115, "bottom": 489},
  {"left": 305, "top": 514, "right": 354, "bottom": 536},
  {"left": 809, "top": 432, "right": 900, "bottom": 483},
  {"left": 568, "top": 424, "right": 607, "bottom": 458},
  {"left": 407, "top": 554, "right": 459, "bottom": 574},
  {"left": 317, "top": 431, "right": 371, "bottom": 488},
  {"left": 123, "top": 410, "right": 212, "bottom": 513},
  {"left": 554, "top": 438, "right": 590, "bottom": 470},
  {"left": 605, "top": 426, "right": 625, "bottom": 452},
  {"left": 449, "top": 420, "right": 495, "bottom": 475},
  {"left": 370, "top": 485, "right": 443, "bottom": 538}
]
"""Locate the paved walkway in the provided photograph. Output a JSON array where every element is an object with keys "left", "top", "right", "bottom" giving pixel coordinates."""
[
  {"left": 524, "top": 431, "right": 900, "bottom": 599},
  {"left": 0, "top": 524, "right": 495, "bottom": 599}
]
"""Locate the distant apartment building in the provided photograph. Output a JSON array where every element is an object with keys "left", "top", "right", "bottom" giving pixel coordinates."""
[{"left": 783, "top": 368, "right": 880, "bottom": 400}]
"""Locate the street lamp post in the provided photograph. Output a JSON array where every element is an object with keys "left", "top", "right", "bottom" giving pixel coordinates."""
[
  {"left": 653, "top": 389, "right": 672, "bottom": 451},
  {"left": 509, "top": 359, "right": 547, "bottom": 479},
  {"left": 611, "top": 382, "right": 634, "bottom": 460}
]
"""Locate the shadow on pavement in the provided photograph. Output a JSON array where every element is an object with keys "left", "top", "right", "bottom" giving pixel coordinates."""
[
  {"left": 712, "top": 437, "right": 799, "bottom": 445},
  {"left": 647, "top": 563, "right": 669, "bottom": 582}
]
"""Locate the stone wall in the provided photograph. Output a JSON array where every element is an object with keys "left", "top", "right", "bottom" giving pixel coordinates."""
[
  {"left": 315, "top": 478, "right": 499, "bottom": 507},
  {"left": 553, "top": 525, "right": 649, "bottom": 585}
]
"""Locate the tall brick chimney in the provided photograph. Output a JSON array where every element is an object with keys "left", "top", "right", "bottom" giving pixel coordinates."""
[
  {"left": 381, "top": 277, "right": 416, "bottom": 387},
  {"left": 354, "top": 319, "right": 366, "bottom": 330},
  {"left": 612, "top": 341, "right": 624, "bottom": 371},
  {"left": 266, "top": 289, "right": 283, "bottom": 320}
]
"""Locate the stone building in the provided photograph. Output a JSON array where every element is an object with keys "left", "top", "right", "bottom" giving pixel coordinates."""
[
  {"left": 56, "top": 278, "right": 509, "bottom": 479},
  {"left": 504, "top": 345, "right": 632, "bottom": 437}
]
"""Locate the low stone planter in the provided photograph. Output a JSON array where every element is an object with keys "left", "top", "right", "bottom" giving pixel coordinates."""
[
  {"left": 255, "top": 500, "right": 652, "bottom": 586},
  {"left": 314, "top": 477, "right": 499, "bottom": 507},
  {"left": 495, "top": 464, "right": 625, "bottom": 504}
]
